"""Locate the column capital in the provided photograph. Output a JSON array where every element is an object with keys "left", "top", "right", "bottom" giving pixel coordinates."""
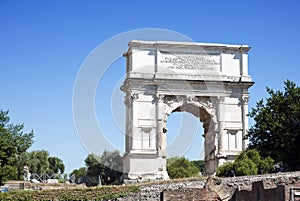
[
  {"left": 131, "top": 92, "right": 139, "bottom": 101},
  {"left": 217, "top": 96, "right": 225, "bottom": 103},
  {"left": 227, "top": 129, "right": 239, "bottom": 135},
  {"left": 124, "top": 92, "right": 139, "bottom": 106},
  {"left": 242, "top": 95, "right": 250, "bottom": 104},
  {"left": 156, "top": 94, "right": 165, "bottom": 100}
]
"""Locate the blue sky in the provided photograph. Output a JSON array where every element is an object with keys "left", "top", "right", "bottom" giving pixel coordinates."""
[{"left": 0, "top": 0, "right": 299, "bottom": 173}]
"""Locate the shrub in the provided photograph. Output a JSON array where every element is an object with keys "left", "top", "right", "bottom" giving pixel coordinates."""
[
  {"left": 234, "top": 158, "right": 258, "bottom": 176},
  {"left": 216, "top": 162, "right": 234, "bottom": 177},
  {"left": 167, "top": 157, "right": 198, "bottom": 179},
  {"left": 216, "top": 149, "right": 274, "bottom": 177}
]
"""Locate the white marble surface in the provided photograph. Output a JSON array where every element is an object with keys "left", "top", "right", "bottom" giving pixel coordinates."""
[{"left": 122, "top": 40, "right": 254, "bottom": 180}]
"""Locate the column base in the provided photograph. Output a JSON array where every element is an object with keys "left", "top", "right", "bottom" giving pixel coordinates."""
[{"left": 123, "top": 152, "right": 170, "bottom": 181}]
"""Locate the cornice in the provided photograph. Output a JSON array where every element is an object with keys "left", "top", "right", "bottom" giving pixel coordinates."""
[{"left": 128, "top": 40, "right": 251, "bottom": 52}]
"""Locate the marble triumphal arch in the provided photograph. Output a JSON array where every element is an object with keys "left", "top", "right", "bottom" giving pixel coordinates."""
[{"left": 121, "top": 40, "right": 254, "bottom": 180}]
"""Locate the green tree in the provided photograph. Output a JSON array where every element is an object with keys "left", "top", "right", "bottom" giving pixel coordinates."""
[
  {"left": 191, "top": 160, "right": 205, "bottom": 173},
  {"left": 70, "top": 167, "right": 87, "bottom": 183},
  {"left": 216, "top": 149, "right": 274, "bottom": 176},
  {"left": 85, "top": 154, "right": 102, "bottom": 176},
  {"left": 167, "top": 156, "right": 180, "bottom": 165},
  {"left": 167, "top": 157, "right": 198, "bottom": 179},
  {"left": 14, "top": 152, "right": 30, "bottom": 180},
  {"left": 100, "top": 150, "right": 123, "bottom": 184},
  {"left": 234, "top": 158, "right": 258, "bottom": 176},
  {"left": 0, "top": 110, "right": 34, "bottom": 184},
  {"left": 247, "top": 80, "right": 300, "bottom": 170},
  {"left": 236, "top": 149, "right": 274, "bottom": 174},
  {"left": 216, "top": 162, "right": 234, "bottom": 177},
  {"left": 28, "top": 150, "right": 50, "bottom": 175},
  {"left": 85, "top": 150, "right": 123, "bottom": 185},
  {"left": 47, "top": 156, "right": 65, "bottom": 174}
]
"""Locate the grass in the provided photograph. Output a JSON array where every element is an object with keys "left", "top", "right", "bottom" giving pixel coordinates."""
[
  {"left": 0, "top": 185, "right": 139, "bottom": 201},
  {"left": 0, "top": 177, "right": 206, "bottom": 201}
]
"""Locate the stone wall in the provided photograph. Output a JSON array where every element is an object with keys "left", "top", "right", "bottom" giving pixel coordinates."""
[
  {"left": 206, "top": 171, "right": 300, "bottom": 200},
  {"left": 121, "top": 179, "right": 206, "bottom": 201},
  {"left": 229, "top": 181, "right": 286, "bottom": 201},
  {"left": 4, "top": 172, "right": 300, "bottom": 200},
  {"left": 119, "top": 171, "right": 300, "bottom": 201},
  {"left": 161, "top": 188, "right": 219, "bottom": 201}
]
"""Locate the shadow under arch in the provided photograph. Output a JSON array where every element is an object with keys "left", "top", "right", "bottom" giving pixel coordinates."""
[{"left": 159, "top": 96, "right": 219, "bottom": 175}]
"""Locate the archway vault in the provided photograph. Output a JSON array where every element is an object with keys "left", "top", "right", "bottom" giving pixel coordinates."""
[
  {"left": 121, "top": 40, "right": 254, "bottom": 180},
  {"left": 157, "top": 96, "right": 220, "bottom": 176}
]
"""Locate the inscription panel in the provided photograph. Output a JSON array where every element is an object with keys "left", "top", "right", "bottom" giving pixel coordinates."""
[{"left": 159, "top": 52, "right": 221, "bottom": 75}]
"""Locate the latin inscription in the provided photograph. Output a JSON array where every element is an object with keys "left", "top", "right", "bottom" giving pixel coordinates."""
[{"left": 160, "top": 53, "right": 220, "bottom": 71}]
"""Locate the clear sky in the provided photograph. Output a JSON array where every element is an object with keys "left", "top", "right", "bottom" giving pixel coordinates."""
[{"left": 1, "top": 0, "right": 300, "bottom": 173}]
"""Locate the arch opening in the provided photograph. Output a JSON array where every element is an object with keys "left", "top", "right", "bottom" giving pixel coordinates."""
[
  {"left": 163, "top": 103, "right": 217, "bottom": 175},
  {"left": 172, "top": 103, "right": 212, "bottom": 134},
  {"left": 165, "top": 110, "right": 205, "bottom": 173}
]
